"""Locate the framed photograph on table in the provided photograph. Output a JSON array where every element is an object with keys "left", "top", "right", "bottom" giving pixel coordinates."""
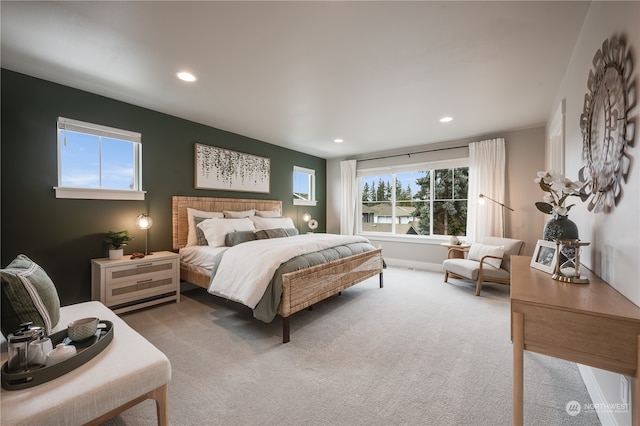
[{"left": 530, "top": 239, "right": 557, "bottom": 274}]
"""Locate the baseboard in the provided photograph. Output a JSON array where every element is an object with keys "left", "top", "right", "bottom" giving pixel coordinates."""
[
  {"left": 384, "top": 257, "right": 442, "bottom": 272},
  {"left": 577, "top": 364, "right": 618, "bottom": 426}
]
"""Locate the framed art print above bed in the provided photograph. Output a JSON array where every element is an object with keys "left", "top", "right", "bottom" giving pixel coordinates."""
[{"left": 195, "top": 143, "right": 270, "bottom": 193}]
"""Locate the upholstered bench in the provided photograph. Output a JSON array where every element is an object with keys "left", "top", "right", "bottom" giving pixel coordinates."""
[{"left": 1, "top": 301, "right": 171, "bottom": 425}]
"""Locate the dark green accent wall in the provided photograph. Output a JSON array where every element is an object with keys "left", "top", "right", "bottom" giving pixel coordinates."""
[{"left": 1, "top": 69, "right": 326, "bottom": 305}]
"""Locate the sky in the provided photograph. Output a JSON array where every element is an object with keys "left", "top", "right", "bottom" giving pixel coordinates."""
[{"left": 59, "top": 131, "right": 136, "bottom": 190}]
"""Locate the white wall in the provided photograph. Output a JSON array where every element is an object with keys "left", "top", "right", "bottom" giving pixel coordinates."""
[
  {"left": 549, "top": 2, "right": 640, "bottom": 425},
  {"left": 327, "top": 127, "right": 547, "bottom": 268}
]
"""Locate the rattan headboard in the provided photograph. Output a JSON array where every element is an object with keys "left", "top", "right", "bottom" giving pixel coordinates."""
[{"left": 172, "top": 196, "right": 283, "bottom": 250}]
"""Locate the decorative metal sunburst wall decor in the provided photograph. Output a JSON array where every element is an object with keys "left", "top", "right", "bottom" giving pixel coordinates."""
[{"left": 578, "top": 36, "right": 636, "bottom": 213}]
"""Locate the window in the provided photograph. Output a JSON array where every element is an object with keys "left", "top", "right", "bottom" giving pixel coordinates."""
[
  {"left": 359, "top": 161, "right": 468, "bottom": 237},
  {"left": 55, "top": 117, "right": 144, "bottom": 200},
  {"left": 293, "top": 166, "right": 316, "bottom": 206}
]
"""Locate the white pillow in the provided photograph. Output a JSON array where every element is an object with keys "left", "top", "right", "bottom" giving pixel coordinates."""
[
  {"left": 223, "top": 209, "right": 255, "bottom": 218},
  {"left": 186, "top": 208, "right": 224, "bottom": 246},
  {"left": 468, "top": 243, "right": 505, "bottom": 269},
  {"left": 197, "top": 218, "right": 255, "bottom": 247},
  {"left": 250, "top": 216, "right": 295, "bottom": 230},
  {"left": 255, "top": 209, "right": 281, "bottom": 218}
]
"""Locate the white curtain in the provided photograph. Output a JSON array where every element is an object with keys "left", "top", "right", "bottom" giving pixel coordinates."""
[
  {"left": 467, "top": 138, "right": 506, "bottom": 241},
  {"left": 340, "top": 160, "right": 358, "bottom": 235}
]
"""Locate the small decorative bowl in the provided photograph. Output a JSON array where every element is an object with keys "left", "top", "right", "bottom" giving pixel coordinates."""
[{"left": 67, "top": 317, "right": 99, "bottom": 341}]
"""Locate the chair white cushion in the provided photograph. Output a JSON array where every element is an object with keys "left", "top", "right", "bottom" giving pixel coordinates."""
[
  {"left": 443, "top": 259, "right": 510, "bottom": 281},
  {"left": 467, "top": 243, "right": 504, "bottom": 268},
  {"left": 480, "top": 237, "right": 524, "bottom": 272}
]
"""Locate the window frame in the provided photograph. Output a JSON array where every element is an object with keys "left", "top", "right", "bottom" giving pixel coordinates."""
[
  {"left": 54, "top": 117, "right": 145, "bottom": 200},
  {"left": 357, "top": 158, "right": 468, "bottom": 241},
  {"left": 293, "top": 165, "right": 317, "bottom": 206}
]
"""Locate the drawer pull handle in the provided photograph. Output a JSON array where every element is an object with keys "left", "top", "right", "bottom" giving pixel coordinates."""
[
  {"left": 136, "top": 263, "right": 152, "bottom": 268},
  {"left": 137, "top": 278, "right": 153, "bottom": 284}
]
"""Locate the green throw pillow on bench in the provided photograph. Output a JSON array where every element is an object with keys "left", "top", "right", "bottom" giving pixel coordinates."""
[{"left": 1, "top": 254, "right": 61, "bottom": 336}]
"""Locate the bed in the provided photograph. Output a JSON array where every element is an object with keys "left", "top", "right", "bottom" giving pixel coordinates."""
[{"left": 172, "top": 196, "right": 384, "bottom": 343}]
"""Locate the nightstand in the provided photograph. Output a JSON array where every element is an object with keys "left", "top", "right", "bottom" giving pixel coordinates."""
[{"left": 91, "top": 251, "right": 180, "bottom": 314}]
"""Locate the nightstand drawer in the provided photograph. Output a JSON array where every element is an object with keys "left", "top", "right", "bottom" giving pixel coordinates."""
[
  {"left": 106, "top": 274, "right": 177, "bottom": 306},
  {"left": 105, "top": 259, "right": 175, "bottom": 285}
]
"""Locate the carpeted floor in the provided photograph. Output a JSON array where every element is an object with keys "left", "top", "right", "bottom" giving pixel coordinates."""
[{"left": 103, "top": 267, "right": 601, "bottom": 425}]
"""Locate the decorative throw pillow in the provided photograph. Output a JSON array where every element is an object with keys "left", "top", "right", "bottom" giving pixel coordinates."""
[
  {"left": 255, "top": 228, "right": 289, "bottom": 240},
  {"left": 186, "top": 208, "right": 224, "bottom": 246},
  {"left": 193, "top": 217, "right": 210, "bottom": 246},
  {"left": 225, "top": 230, "right": 257, "bottom": 247},
  {"left": 284, "top": 228, "right": 299, "bottom": 236},
  {"left": 255, "top": 210, "right": 281, "bottom": 218},
  {"left": 1, "top": 254, "right": 61, "bottom": 336},
  {"left": 198, "top": 217, "right": 255, "bottom": 247},
  {"left": 250, "top": 216, "right": 295, "bottom": 230},
  {"left": 223, "top": 209, "right": 255, "bottom": 218},
  {"left": 468, "top": 243, "right": 505, "bottom": 269}
]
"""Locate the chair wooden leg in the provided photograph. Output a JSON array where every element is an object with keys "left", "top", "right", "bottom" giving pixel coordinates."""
[
  {"left": 444, "top": 271, "right": 449, "bottom": 282},
  {"left": 476, "top": 276, "right": 483, "bottom": 296}
]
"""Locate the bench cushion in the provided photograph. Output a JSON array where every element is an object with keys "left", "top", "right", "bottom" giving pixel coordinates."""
[{"left": 1, "top": 301, "right": 171, "bottom": 425}]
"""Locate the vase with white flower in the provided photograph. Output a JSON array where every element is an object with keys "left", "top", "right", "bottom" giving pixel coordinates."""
[{"left": 534, "top": 171, "right": 581, "bottom": 241}]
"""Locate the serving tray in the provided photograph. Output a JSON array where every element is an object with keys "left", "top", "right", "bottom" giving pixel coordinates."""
[{"left": 1, "top": 320, "right": 113, "bottom": 390}]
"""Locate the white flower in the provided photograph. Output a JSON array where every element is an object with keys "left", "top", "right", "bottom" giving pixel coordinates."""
[{"left": 534, "top": 170, "right": 582, "bottom": 217}]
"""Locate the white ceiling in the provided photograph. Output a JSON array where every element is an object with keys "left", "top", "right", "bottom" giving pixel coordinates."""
[{"left": 1, "top": 1, "right": 590, "bottom": 159}]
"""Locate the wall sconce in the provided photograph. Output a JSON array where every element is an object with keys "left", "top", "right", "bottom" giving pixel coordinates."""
[
  {"left": 135, "top": 213, "right": 153, "bottom": 255},
  {"left": 478, "top": 193, "right": 514, "bottom": 237},
  {"left": 302, "top": 211, "right": 318, "bottom": 233}
]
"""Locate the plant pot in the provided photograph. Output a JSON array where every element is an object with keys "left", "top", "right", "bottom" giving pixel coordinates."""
[
  {"left": 449, "top": 235, "right": 459, "bottom": 245},
  {"left": 108, "top": 249, "right": 123, "bottom": 260},
  {"left": 543, "top": 216, "right": 579, "bottom": 242}
]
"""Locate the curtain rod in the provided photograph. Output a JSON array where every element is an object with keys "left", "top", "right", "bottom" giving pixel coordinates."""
[{"left": 356, "top": 144, "right": 468, "bottom": 163}]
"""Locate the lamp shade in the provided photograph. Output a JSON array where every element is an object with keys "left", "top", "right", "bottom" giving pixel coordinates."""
[
  {"left": 136, "top": 214, "right": 153, "bottom": 230},
  {"left": 302, "top": 212, "right": 311, "bottom": 222}
]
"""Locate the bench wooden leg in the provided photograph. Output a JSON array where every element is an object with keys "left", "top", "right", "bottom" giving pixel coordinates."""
[{"left": 84, "top": 384, "right": 169, "bottom": 426}]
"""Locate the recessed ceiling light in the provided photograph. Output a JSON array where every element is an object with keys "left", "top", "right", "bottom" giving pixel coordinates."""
[
  {"left": 439, "top": 116, "right": 453, "bottom": 123},
  {"left": 334, "top": 139, "right": 344, "bottom": 143},
  {"left": 177, "top": 71, "right": 196, "bottom": 82}
]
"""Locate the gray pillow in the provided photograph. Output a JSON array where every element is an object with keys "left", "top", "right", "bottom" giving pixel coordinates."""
[
  {"left": 1, "top": 254, "right": 61, "bottom": 336},
  {"left": 193, "top": 216, "right": 209, "bottom": 246},
  {"left": 284, "top": 228, "right": 299, "bottom": 236},
  {"left": 225, "top": 230, "right": 257, "bottom": 247},
  {"left": 255, "top": 228, "right": 290, "bottom": 240}
]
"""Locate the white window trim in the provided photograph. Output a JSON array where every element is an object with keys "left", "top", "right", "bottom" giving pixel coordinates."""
[
  {"left": 55, "top": 117, "right": 145, "bottom": 201},
  {"left": 293, "top": 165, "right": 317, "bottom": 206},
  {"left": 54, "top": 187, "right": 146, "bottom": 200},
  {"left": 357, "top": 158, "right": 469, "bottom": 238}
]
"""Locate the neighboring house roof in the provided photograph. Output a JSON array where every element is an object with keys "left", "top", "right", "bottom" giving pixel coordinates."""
[
  {"left": 363, "top": 204, "right": 417, "bottom": 217},
  {"left": 361, "top": 222, "right": 420, "bottom": 235}
]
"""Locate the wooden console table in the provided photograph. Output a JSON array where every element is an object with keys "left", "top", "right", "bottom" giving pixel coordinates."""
[{"left": 511, "top": 255, "right": 640, "bottom": 425}]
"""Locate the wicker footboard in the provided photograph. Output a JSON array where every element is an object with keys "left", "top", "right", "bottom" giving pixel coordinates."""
[
  {"left": 278, "top": 248, "right": 384, "bottom": 343},
  {"left": 179, "top": 248, "right": 384, "bottom": 343}
]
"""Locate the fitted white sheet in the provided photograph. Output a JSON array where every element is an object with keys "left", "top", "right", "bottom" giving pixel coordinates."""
[{"left": 179, "top": 245, "right": 227, "bottom": 269}]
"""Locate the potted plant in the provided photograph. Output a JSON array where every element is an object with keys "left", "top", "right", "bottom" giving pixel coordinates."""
[
  {"left": 448, "top": 222, "right": 464, "bottom": 245},
  {"left": 103, "top": 230, "right": 133, "bottom": 260}
]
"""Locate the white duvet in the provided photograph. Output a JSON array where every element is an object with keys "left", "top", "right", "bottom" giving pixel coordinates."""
[{"left": 207, "top": 233, "right": 370, "bottom": 308}]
